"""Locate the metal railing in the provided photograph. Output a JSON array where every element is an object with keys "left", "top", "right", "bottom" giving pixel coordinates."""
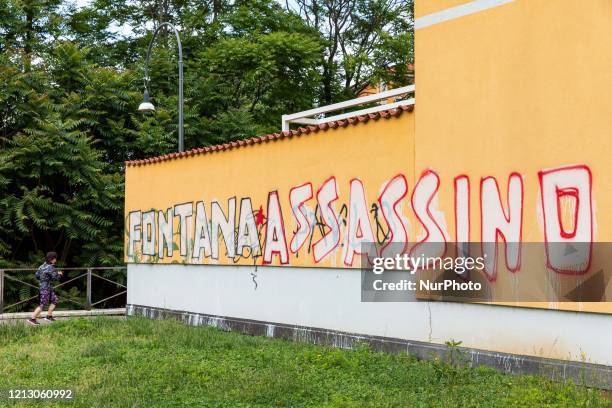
[
  {"left": 0, "top": 267, "right": 126, "bottom": 314},
  {"left": 281, "top": 85, "right": 415, "bottom": 131}
]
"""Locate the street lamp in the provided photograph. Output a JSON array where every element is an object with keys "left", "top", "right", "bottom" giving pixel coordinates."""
[
  {"left": 138, "top": 89, "right": 155, "bottom": 112},
  {"left": 138, "top": 22, "right": 184, "bottom": 152}
]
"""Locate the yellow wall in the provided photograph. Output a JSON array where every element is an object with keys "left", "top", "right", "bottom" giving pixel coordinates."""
[
  {"left": 125, "top": 113, "right": 415, "bottom": 268},
  {"left": 125, "top": 0, "right": 611, "bottom": 312},
  {"left": 414, "top": 0, "right": 612, "bottom": 312}
]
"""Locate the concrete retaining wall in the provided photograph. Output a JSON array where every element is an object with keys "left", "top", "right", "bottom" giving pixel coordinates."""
[{"left": 127, "top": 263, "right": 612, "bottom": 388}]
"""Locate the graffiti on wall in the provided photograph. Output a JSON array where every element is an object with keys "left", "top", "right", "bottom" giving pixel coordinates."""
[{"left": 126, "top": 163, "right": 595, "bottom": 282}]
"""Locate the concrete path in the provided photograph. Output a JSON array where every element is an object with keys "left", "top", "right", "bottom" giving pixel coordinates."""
[{"left": 0, "top": 308, "right": 125, "bottom": 323}]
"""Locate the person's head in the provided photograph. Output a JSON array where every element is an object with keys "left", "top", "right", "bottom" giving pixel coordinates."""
[{"left": 45, "top": 251, "right": 58, "bottom": 264}]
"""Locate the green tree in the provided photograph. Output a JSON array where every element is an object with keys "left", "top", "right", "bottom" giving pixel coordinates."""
[
  {"left": 0, "top": 0, "right": 66, "bottom": 71},
  {"left": 289, "top": 0, "right": 413, "bottom": 103},
  {"left": 0, "top": 42, "right": 129, "bottom": 266},
  {"left": 0, "top": 104, "right": 123, "bottom": 265},
  {"left": 0, "top": 0, "right": 411, "bottom": 267}
]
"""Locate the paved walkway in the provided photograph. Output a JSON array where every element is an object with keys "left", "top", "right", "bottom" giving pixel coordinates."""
[{"left": 0, "top": 308, "right": 125, "bottom": 323}]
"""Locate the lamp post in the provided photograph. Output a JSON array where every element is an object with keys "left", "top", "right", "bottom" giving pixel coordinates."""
[{"left": 138, "top": 22, "right": 184, "bottom": 153}]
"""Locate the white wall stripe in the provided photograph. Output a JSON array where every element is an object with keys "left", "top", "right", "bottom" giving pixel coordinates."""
[{"left": 415, "top": 0, "right": 515, "bottom": 29}]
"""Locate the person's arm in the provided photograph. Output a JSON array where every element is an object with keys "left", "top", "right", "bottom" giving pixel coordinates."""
[{"left": 49, "top": 265, "right": 62, "bottom": 281}]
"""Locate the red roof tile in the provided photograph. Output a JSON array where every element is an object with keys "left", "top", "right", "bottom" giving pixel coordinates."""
[{"left": 125, "top": 105, "right": 414, "bottom": 167}]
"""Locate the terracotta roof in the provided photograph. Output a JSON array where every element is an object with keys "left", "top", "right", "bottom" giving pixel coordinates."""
[{"left": 125, "top": 104, "right": 414, "bottom": 167}]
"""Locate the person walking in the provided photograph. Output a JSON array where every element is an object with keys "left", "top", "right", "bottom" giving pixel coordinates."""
[{"left": 27, "top": 252, "right": 63, "bottom": 326}]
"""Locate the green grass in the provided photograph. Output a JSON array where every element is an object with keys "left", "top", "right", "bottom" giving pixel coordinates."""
[{"left": 0, "top": 317, "right": 608, "bottom": 407}]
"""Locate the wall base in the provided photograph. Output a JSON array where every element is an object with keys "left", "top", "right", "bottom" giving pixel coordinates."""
[{"left": 127, "top": 304, "right": 611, "bottom": 390}]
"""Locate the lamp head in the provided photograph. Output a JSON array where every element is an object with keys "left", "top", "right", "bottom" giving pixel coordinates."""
[{"left": 138, "top": 88, "right": 155, "bottom": 112}]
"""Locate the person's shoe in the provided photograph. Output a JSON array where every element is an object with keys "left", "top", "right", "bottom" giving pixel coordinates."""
[
  {"left": 26, "top": 318, "right": 39, "bottom": 326},
  {"left": 44, "top": 316, "right": 56, "bottom": 322}
]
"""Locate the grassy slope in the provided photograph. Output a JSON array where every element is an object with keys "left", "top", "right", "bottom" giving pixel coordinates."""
[{"left": 0, "top": 317, "right": 608, "bottom": 407}]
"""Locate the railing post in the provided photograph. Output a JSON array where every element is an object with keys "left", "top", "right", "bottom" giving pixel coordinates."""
[
  {"left": 86, "top": 268, "right": 92, "bottom": 310},
  {"left": 0, "top": 269, "right": 4, "bottom": 314}
]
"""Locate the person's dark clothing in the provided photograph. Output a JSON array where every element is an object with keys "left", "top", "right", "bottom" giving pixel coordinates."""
[
  {"left": 39, "top": 287, "right": 59, "bottom": 307},
  {"left": 36, "top": 262, "right": 60, "bottom": 290},
  {"left": 36, "top": 262, "right": 60, "bottom": 307}
]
